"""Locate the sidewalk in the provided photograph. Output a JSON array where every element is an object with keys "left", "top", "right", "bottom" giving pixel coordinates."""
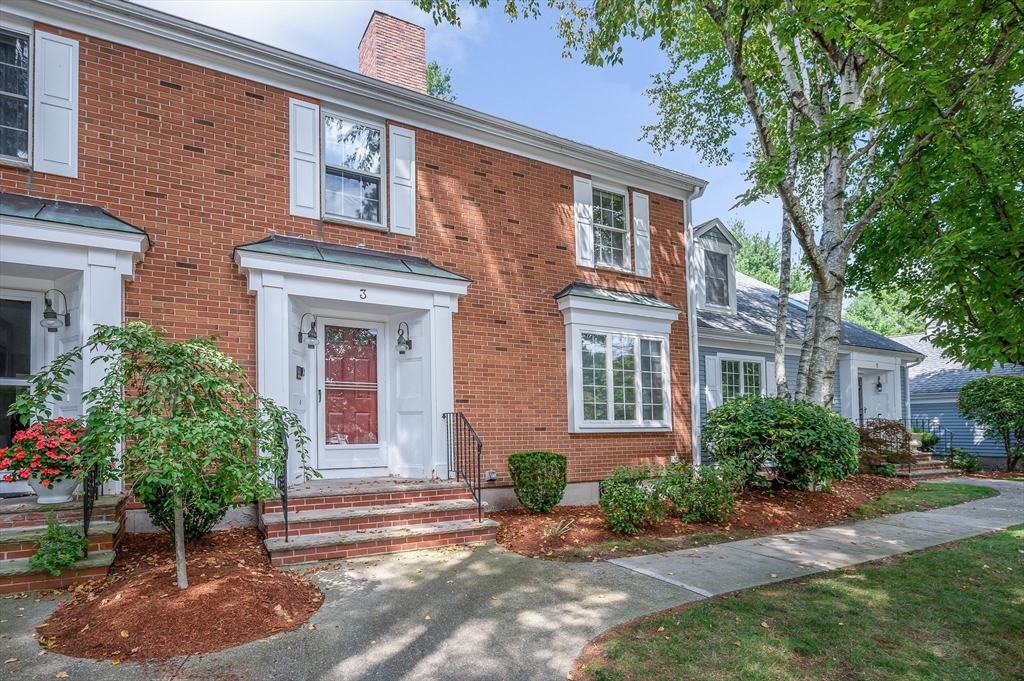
[
  {"left": 608, "top": 477, "right": 1023, "bottom": 598},
  {"left": 0, "top": 478, "right": 1019, "bottom": 681}
]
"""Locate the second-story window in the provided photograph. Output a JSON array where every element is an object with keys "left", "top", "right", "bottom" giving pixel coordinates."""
[
  {"left": 0, "top": 31, "right": 30, "bottom": 162},
  {"left": 592, "top": 188, "right": 629, "bottom": 270},
  {"left": 323, "top": 115, "right": 383, "bottom": 225},
  {"left": 704, "top": 250, "right": 729, "bottom": 307}
]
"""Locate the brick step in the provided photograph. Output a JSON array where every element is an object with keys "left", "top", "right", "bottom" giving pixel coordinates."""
[
  {"left": 0, "top": 550, "right": 115, "bottom": 594},
  {"left": 0, "top": 494, "right": 125, "bottom": 530},
  {"left": 897, "top": 466, "right": 955, "bottom": 479},
  {"left": 264, "top": 479, "right": 473, "bottom": 514},
  {"left": 0, "top": 521, "right": 121, "bottom": 561},
  {"left": 265, "top": 518, "right": 500, "bottom": 566},
  {"left": 261, "top": 499, "right": 484, "bottom": 538}
]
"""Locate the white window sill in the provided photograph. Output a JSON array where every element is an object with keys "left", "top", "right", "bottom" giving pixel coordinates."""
[
  {"left": 593, "top": 263, "right": 634, "bottom": 275},
  {"left": 0, "top": 157, "right": 31, "bottom": 170},
  {"left": 572, "top": 421, "right": 672, "bottom": 434},
  {"left": 321, "top": 214, "right": 388, "bottom": 233},
  {"left": 699, "top": 303, "right": 735, "bottom": 315}
]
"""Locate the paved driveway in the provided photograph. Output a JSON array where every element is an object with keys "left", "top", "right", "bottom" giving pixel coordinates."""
[{"left": 1, "top": 477, "right": 1020, "bottom": 681}]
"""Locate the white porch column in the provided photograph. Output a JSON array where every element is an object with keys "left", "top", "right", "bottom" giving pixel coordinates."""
[
  {"left": 430, "top": 293, "right": 456, "bottom": 478},
  {"left": 252, "top": 271, "right": 296, "bottom": 480},
  {"left": 838, "top": 357, "right": 857, "bottom": 421}
]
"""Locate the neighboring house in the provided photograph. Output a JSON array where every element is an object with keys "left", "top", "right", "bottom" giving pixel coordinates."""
[
  {"left": 890, "top": 333, "right": 1024, "bottom": 466},
  {"left": 687, "top": 219, "right": 924, "bottom": 459},
  {"left": 0, "top": 3, "right": 708, "bottom": 516}
]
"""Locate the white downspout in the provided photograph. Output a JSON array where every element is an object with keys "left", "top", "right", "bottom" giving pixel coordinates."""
[{"left": 683, "top": 191, "right": 702, "bottom": 466}]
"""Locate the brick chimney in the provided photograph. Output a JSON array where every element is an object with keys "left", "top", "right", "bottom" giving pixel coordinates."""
[{"left": 358, "top": 12, "right": 428, "bottom": 94}]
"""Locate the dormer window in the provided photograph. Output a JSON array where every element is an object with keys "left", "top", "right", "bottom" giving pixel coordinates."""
[{"left": 693, "top": 218, "right": 740, "bottom": 314}]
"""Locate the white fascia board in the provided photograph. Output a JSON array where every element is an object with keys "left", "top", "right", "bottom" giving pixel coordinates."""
[
  {"left": 697, "top": 327, "right": 921, "bottom": 361},
  {"left": 0, "top": 215, "right": 148, "bottom": 258},
  {"left": 557, "top": 295, "right": 680, "bottom": 333},
  {"left": 234, "top": 250, "right": 471, "bottom": 299},
  {"left": 17, "top": 0, "right": 708, "bottom": 202}
]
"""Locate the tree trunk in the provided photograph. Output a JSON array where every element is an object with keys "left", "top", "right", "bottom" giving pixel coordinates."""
[
  {"left": 774, "top": 209, "right": 793, "bottom": 398},
  {"left": 173, "top": 495, "right": 188, "bottom": 589}
]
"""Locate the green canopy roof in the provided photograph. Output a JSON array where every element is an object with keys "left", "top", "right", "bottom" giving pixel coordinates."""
[
  {"left": 0, "top": 192, "right": 146, "bottom": 236},
  {"left": 554, "top": 281, "right": 679, "bottom": 310},
  {"left": 234, "top": 235, "right": 470, "bottom": 282}
]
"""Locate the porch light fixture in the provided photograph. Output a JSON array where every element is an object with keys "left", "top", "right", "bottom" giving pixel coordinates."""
[
  {"left": 875, "top": 376, "right": 884, "bottom": 393},
  {"left": 396, "top": 322, "right": 412, "bottom": 355},
  {"left": 298, "top": 313, "right": 319, "bottom": 349},
  {"left": 40, "top": 289, "right": 70, "bottom": 333}
]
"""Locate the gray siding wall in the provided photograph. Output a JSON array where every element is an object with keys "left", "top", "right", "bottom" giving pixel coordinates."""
[
  {"left": 910, "top": 394, "right": 1010, "bottom": 459},
  {"left": 698, "top": 345, "right": 842, "bottom": 426}
]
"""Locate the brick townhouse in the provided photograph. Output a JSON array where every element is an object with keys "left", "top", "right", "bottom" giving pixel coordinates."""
[{"left": 0, "top": 0, "right": 709, "bottom": 570}]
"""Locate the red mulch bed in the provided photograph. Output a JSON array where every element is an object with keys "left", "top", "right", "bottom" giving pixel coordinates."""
[
  {"left": 40, "top": 528, "right": 323, "bottom": 661},
  {"left": 491, "top": 474, "right": 915, "bottom": 561}
]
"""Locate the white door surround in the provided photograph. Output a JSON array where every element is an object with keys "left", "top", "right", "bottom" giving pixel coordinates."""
[
  {"left": 234, "top": 247, "right": 470, "bottom": 484},
  {"left": 837, "top": 353, "right": 903, "bottom": 424}
]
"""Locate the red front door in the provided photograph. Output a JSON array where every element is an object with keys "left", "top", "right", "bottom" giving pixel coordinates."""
[{"left": 318, "top": 323, "right": 386, "bottom": 470}]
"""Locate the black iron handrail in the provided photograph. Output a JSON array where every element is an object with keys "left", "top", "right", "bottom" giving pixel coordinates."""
[
  {"left": 81, "top": 460, "right": 101, "bottom": 557},
  {"left": 276, "top": 428, "right": 290, "bottom": 543},
  {"left": 909, "top": 417, "right": 955, "bottom": 461},
  {"left": 443, "top": 412, "right": 483, "bottom": 522}
]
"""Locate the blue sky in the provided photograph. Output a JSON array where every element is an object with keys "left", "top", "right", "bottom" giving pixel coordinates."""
[{"left": 135, "top": 0, "right": 783, "bottom": 236}]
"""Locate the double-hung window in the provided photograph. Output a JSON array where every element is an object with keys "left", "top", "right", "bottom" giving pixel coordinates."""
[
  {"left": 580, "top": 331, "right": 668, "bottom": 427},
  {"left": 323, "top": 115, "right": 383, "bottom": 226},
  {"left": 0, "top": 30, "right": 30, "bottom": 162},
  {"left": 592, "top": 188, "right": 628, "bottom": 270},
  {"left": 704, "top": 251, "right": 729, "bottom": 307},
  {"left": 721, "top": 358, "right": 762, "bottom": 400}
]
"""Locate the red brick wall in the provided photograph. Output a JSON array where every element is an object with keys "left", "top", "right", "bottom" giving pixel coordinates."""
[{"left": 0, "top": 25, "right": 693, "bottom": 486}]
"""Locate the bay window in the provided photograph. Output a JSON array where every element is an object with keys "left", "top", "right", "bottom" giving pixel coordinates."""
[{"left": 581, "top": 332, "right": 667, "bottom": 426}]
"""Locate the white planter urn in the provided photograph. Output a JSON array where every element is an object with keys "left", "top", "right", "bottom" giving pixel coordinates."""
[
  {"left": 909, "top": 433, "right": 923, "bottom": 450},
  {"left": 28, "top": 477, "right": 80, "bottom": 505}
]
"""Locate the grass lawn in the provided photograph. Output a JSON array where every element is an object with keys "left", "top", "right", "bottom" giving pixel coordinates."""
[
  {"left": 853, "top": 482, "right": 997, "bottom": 519},
  {"left": 578, "top": 525, "right": 1024, "bottom": 681}
]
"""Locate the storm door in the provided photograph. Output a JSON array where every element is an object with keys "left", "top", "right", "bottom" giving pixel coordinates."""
[{"left": 316, "top": 321, "right": 387, "bottom": 470}]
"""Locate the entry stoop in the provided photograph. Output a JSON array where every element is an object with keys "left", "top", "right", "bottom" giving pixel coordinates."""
[
  {"left": 0, "top": 494, "right": 126, "bottom": 593},
  {"left": 259, "top": 478, "right": 499, "bottom": 566}
]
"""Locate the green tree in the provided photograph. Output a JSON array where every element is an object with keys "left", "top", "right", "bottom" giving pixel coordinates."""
[
  {"left": 416, "top": 0, "right": 1023, "bottom": 407},
  {"left": 845, "top": 290, "right": 926, "bottom": 337},
  {"left": 730, "top": 220, "right": 811, "bottom": 294},
  {"left": 426, "top": 60, "right": 457, "bottom": 101},
  {"left": 10, "top": 322, "right": 315, "bottom": 589},
  {"left": 957, "top": 375, "right": 1024, "bottom": 472}
]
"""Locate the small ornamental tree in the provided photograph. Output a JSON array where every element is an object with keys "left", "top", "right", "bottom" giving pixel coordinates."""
[
  {"left": 957, "top": 376, "right": 1024, "bottom": 472},
  {"left": 10, "top": 322, "right": 315, "bottom": 589}
]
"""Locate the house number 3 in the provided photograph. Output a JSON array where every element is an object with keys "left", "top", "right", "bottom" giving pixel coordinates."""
[{"left": 359, "top": 289, "right": 367, "bottom": 299}]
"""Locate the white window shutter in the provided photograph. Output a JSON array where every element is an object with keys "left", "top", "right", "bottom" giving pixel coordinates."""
[
  {"left": 633, "top": 192, "right": 651, "bottom": 277},
  {"left": 765, "top": 361, "right": 775, "bottom": 397},
  {"left": 289, "top": 99, "right": 320, "bottom": 219},
  {"left": 705, "top": 355, "right": 721, "bottom": 410},
  {"left": 573, "top": 176, "right": 594, "bottom": 267},
  {"left": 33, "top": 32, "right": 78, "bottom": 178},
  {"left": 389, "top": 126, "right": 416, "bottom": 236}
]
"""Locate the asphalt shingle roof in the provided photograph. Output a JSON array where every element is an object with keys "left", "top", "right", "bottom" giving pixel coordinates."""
[
  {"left": 889, "top": 333, "right": 1024, "bottom": 394},
  {"left": 697, "top": 273, "right": 920, "bottom": 355}
]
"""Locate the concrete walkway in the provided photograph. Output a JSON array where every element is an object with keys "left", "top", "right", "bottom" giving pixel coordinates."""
[{"left": 1, "top": 478, "right": 1020, "bottom": 681}]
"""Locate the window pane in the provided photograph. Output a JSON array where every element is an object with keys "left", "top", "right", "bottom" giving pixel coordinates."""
[
  {"left": 611, "top": 335, "right": 636, "bottom": 421},
  {"left": 743, "top": 361, "right": 761, "bottom": 396},
  {"left": 0, "top": 299, "right": 32, "bottom": 379},
  {"left": 325, "top": 169, "right": 381, "bottom": 223},
  {"left": 324, "top": 116, "right": 381, "bottom": 175},
  {"left": 582, "top": 333, "right": 608, "bottom": 421},
  {"left": 0, "top": 33, "right": 28, "bottom": 95},
  {"left": 640, "top": 339, "right": 664, "bottom": 421},
  {"left": 0, "top": 385, "right": 28, "bottom": 448},
  {"left": 594, "top": 227, "right": 627, "bottom": 268},
  {"left": 0, "top": 32, "right": 28, "bottom": 161},
  {"left": 705, "top": 251, "right": 729, "bottom": 306},
  {"left": 592, "top": 189, "right": 626, "bottom": 232},
  {"left": 721, "top": 359, "right": 741, "bottom": 400}
]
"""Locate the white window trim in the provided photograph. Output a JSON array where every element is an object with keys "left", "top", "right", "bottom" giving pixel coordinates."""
[
  {"left": 577, "top": 328, "right": 670, "bottom": 430},
  {"left": 0, "top": 27, "right": 32, "bottom": 168},
  {"left": 693, "top": 220, "right": 739, "bottom": 315},
  {"left": 0, "top": 288, "right": 45, "bottom": 384},
  {"left": 320, "top": 110, "right": 387, "bottom": 230},
  {"left": 717, "top": 353, "right": 767, "bottom": 399},
  {"left": 591, "top": 183, "right": 631, "bottom": 273},
  {"left": 558, "top": 292, "right": 679, "bottom": 433}
]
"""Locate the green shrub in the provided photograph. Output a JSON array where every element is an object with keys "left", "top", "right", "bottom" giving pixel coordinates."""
[
  {"left": 508, "top": 451, "right": 567, "bottom": 514},
  {"left": 858, "top": 418, "right": 916, "bottom": 468},
  {"left": 656, "top": 462, "right": 738, "bottom": 523},
  {"left": 599, "top": 465, "right": 665, "bottom": 534},
  {"left": 29, "top": 511, "right": 88, "bottom": 576},
  {"left": 876, "top": 462, "right": 897, "bottom": 478},
  {"left": 134, "top": 475, "right": 233, "bottom": 541},
  {"left": 958, "top": 375, "right": 1024, "bottom": 472},
  {"left": 920, "top": 432, "right": 940, "bottom": 450},
  {"left": 950, "top": 448, "right": 983, "bottom": 473},
  {"left": 703, "top": 396, "right": 860, "bottom": 490}
]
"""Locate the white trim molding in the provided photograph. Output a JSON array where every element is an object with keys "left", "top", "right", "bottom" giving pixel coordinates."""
[{"left": 693, "top": 218, "right": 739, "bottom": 315}]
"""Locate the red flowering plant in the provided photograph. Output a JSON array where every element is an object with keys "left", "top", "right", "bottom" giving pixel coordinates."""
[{"left": 0, "top": 417, "right": 84, "bottom": 488}]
